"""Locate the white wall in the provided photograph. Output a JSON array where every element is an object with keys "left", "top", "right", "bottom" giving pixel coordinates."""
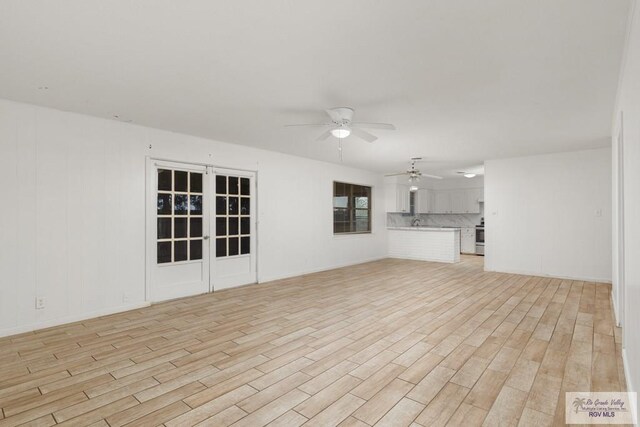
[
  {"left": 612, "top": 0, "right": 639, "bottom": 398},
  {"left": 484, "top": 148, "right": 612, "bottom": 282},
  {"left": 0, "top": 99, "right": 388, "bottom": 337}
]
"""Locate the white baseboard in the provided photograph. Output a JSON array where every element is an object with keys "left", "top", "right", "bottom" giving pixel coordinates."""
[
  {"left": 258, "top": 255, "right": 388, "bottom": 284},
  {"left": 0, "top": 301, "right": 151, "bottom": 339},
  {"left": 622, "top": 348, "right": 638, "bottom": 425},
  {"left": 483, "top": 267, "right": 612, "bottom": 284},
  {"left": 387, "top": 255, "right": 457, "bottom": 264},
  {"left": 612, "top": 289, "right": 622, "bottom": 327}
]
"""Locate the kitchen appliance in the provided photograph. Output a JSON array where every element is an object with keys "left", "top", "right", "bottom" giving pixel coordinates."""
[{"left": 475, "top": 217, "right": 485, "bottom": 256}]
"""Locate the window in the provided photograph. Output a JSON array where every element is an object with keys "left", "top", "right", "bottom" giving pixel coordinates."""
[
  {"left": 157, "top": 169, "right": 203, "bottom": 263},
  {"left": 333, "top": 182, "right": 372, "bottom": 234},
  {"left": 409, "top": 191, "right": 416, "bottom": 216},
  {"left": 215, "top": 174, "right": 251, "bottom": 257}
]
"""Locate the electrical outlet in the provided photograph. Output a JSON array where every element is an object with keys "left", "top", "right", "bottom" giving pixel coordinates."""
[
  {"left": 122, "top": 292, "right": 131, "bottom": 303},
  {"left": 35, "top": 297, "right": 45, "bottom": 310}
]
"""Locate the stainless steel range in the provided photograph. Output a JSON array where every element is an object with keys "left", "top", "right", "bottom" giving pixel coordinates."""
[{"left": 475, "top": 218, "right": 485, "bottom": 256}]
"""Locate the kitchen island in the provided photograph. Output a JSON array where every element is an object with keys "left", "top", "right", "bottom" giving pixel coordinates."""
[{"left": 388, "top": 227, "right": 461, "bottom": 263}]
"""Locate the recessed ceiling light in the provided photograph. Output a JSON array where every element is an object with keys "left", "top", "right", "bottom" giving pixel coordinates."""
[{"left": 463, "top": 173, "right": 476, "bottom": 178}]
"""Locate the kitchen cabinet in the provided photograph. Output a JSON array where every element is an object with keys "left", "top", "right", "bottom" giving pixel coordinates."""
[
  {"left": 416, "top": 188, "right": 434, "bottom": 214},
  {"left": 465, "top": 188, "right": 483, "bottom": 213},
  {"left": 460, "top": 227, "right": 476, "bottom": 254},
  {"left": 433, "top": 188, "right": 483, "bottom": 214},
  {"left": 385, "top": 183, "right": 410, "bottom": 212},
  {"left": 434, "top": 191, "right": 451, "bottom": 213},
  {"left": 388, "top": 185, "right": 483, "bottom": 214},
  {"left": 450, "top": 190, "right": 467, "bottom": 214}
]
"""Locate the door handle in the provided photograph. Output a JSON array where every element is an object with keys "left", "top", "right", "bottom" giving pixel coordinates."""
[{"left": 203, "top": 235, "right": 210, "bottom": 240}]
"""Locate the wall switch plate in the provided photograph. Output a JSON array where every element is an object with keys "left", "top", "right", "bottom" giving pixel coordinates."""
[
  {"left": 595, "top": 209, "right": 602, "bottom": 217},
  {"left": 35, "top": 297, "right": 45, "bottom": 310}
]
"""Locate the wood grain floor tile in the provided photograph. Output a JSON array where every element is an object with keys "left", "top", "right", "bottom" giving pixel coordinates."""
[
  {"left": 195, "top": 405, "right": 247, "bottom": 427},
  {"left": 0, "top": 257, "right": 625, "bottom": 427},
  {"left": 294, "top": 374, "right": 361, "bottom": 419},
  {"left": 374, "top": 397, "right": 424, "bottom": 427},
  {"left": 415, "top": 382, "right": 469, "bottom": 426},
  {"left": 482, "top": 385, "right": 528, "bottom": 427},
  {"left": 166, "top": 384, "right": 257, "bottom": 427},
  {"left": 406, "top": 366, "right": 456, "bottom": 405},
  {"left": 229, "top": 389, "right": 309, "bottom": 427},
  {"left": 304, "top": 393, "right": 365, "bottom": 427},
  {"left": 352, "top": 378, "right": 413, "bottom": 425},
  {"left": 446, "top": 402, "right": 487, "bottom": 427}
]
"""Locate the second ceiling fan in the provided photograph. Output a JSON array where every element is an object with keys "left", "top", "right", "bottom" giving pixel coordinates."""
[
  {"left": 285, "top": 107, "right": 396, "bottom": 143},
  {"left": 386, "top": 157, "right": 443, "bottom": 181}
]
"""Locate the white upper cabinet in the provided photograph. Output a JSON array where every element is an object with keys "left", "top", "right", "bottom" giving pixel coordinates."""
[
  {"left": 416, "top": 188, "right": 434, "bottom": 214},
  {"left": 434, "top": 191, "right": 451, "bottom": 213},
  {"left": 465, "top": 188, "right": 483, "bottom": 214},
  {"left": 385, "top": 183, "right": 410, "bottom": 212},
  {"left": 449, "top": 190, "right": 466, "bottom": 214},
  {"left": 432, "top": 187, "right": 483, "bottom": 214},
  {"left": 386, "top": 184, "right": 483, "bottom": 214}
]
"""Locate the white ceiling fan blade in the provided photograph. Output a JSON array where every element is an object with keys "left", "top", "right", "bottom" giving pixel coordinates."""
[
  {"left": 421, "top": 173, "right": 443, "bottom": 180},
  {"left": 284, "top": 123, "right": 332, "bottom": 127},
  {"left": 352, "top": 122, "right": 396, "bottom": 130},
  {"left": 316, "top": 130, "right": 332, "bottom": 141},
  {"left": 351, "top": 127, "right": 377, "bottom": 143},
  {"left": 384, "top": 172, "right": 409, "bottom": 177}
]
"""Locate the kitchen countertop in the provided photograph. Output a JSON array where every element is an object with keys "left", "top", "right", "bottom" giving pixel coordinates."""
[{"left": 387, "top": 226, "right": 461, "bottom": 232}]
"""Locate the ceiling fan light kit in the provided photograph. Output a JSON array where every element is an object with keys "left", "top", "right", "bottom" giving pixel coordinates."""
[
  {"left": 385, "top": 157, "right": 443, "bottom": 183},
  {"left": 330, "top": 127, "right": 351, "bottom": 139},
  {"left": 285, "top": 107, "right": 395, "bottom": 145}
]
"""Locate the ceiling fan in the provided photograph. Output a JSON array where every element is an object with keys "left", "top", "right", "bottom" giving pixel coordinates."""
[
  {"left": 386, "top": 158, "right": 443, "bottom": 187},
  {"left": 285, "top": 107, "right": 396, "bottom": 143}
]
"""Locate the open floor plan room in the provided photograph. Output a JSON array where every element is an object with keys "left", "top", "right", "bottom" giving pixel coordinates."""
[
  {"left": 1, "top": 1, "right": 639, "bottom": 426},
  {"left": 0, "top": 257, "right": 625, "bottom": 426}
]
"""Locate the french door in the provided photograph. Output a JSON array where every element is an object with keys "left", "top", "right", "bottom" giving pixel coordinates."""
[
  {"left": 146, "top": 160, "right": 257, "bottom": 302},
  {"left": 211, "top": 168, "right": 257, "bottom": 290},
  {"left": 147, "top": 160, "right": 210, "bottom": 302}
]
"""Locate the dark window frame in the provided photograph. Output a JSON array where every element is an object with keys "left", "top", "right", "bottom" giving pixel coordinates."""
[{"left": 333, "top": 181, "right": 372, "bottom": 235}]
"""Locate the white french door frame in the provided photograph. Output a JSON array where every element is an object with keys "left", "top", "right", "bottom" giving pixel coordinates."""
[
  {"left": 145, "top": 157, "right": 259, "bottom": 301},
  {"left": 615, "top": 112, "right": 626, "bottom": 347},
  {"left": 210, "top": 167, "right": 258, "bottom": 291}
]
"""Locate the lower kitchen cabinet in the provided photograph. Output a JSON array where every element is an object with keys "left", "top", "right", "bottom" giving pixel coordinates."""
[{"left": 460, "top": 227, "right": 476, "bottom": 254}]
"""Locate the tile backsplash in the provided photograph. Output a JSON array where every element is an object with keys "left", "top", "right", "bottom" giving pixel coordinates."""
[{"left": 387, "top": 212, "right": 482, "bottom": 228}]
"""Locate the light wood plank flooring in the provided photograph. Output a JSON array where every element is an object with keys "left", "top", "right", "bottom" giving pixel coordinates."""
[{"left": 0, "top": 256, "right": 626, "bottom": 426}]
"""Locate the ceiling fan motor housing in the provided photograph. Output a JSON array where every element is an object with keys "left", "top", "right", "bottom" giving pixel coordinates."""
[{"left": 330, "top": 107, "right": 355, "bottom": 123}]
